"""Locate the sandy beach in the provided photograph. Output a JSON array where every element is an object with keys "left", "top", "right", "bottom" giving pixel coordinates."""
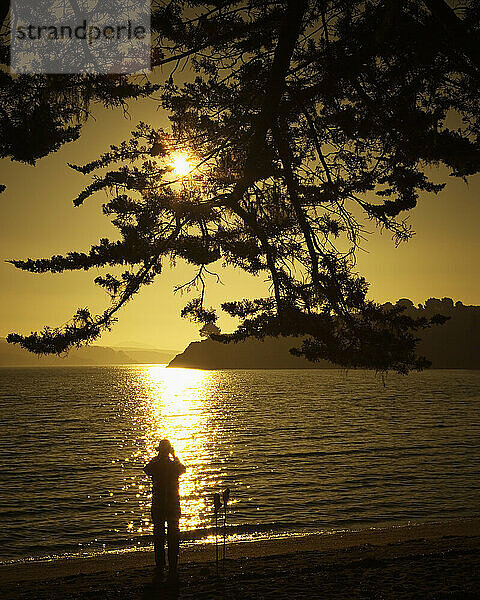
[{"left": 1, "top": 520, "right": 479, "bottom": 599}]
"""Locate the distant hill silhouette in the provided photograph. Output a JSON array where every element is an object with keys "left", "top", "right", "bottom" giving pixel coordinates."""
[
  {"left": 168, "top": 299, "right": 480, "bottom": 370},
  {"left": 169, "top": 336, "right": 333, "bottom": 370},
  {"left": 396, "top": 298, "right": 480, "bottom": 369},
  {"left": 112, "top": 347, "right": 179, "bottom": 364},
  {"left": 0, "top": 340, "right": 178, "bottom": 366}
]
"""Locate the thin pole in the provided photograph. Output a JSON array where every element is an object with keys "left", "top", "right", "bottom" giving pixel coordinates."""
[
  {"left": 223, "top": 510, "right": 226, "bottom": 565},
  {"left": 222, "top": 488, "right": 230, "bottom": 565},
  {"left": 215, "top": 512, "right": 218, "bottom": 571},
  {"left": 213, "top": 493, "right": 221, "bottom": 574}
]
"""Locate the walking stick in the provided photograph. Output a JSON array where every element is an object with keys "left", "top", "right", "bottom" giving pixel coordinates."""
[
  {"left": 222, "top": 488, "right": 230, "bottom": 565},
  {"left": 213, "top": 493, "right": 221, "bottom": 573}
]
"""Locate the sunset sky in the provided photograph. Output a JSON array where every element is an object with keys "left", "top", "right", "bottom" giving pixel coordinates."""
[{"left": 1, "top": 94, "right": 480, "bottom": 352}]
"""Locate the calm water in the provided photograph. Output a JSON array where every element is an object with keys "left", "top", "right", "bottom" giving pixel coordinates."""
[{"left": 0, "top": 366, "right": 479, "bottom": 562}]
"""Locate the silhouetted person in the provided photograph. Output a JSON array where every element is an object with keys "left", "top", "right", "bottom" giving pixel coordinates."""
[{"left": 144, "top": 440, "right": 186, "bottom": 572}]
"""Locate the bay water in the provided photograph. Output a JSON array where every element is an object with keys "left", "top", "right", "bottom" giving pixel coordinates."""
[{"left": 0, "top": 366, "right": 479, "bottom": 562}]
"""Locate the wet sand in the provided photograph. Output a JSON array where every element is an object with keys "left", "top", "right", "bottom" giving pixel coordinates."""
[{"left": 1, "top": 520, "right": 479, "bottom": 599}]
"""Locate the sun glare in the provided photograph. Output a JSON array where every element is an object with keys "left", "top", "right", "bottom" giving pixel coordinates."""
[
  {"left": 135, "top": 366, "right": 217, "bottom": 532},
  {"left": 170, "top": 153, "right": 192, "bottom": 178}
]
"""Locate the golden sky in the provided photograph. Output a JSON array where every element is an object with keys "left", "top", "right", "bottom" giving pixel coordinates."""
[{"left": 1, "top": 94, "right": 479, "bottom": 351}]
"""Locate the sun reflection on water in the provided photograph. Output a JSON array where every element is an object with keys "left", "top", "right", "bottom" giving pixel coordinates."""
[{"left": 133, "top": 366, "right": 219, "bottom": 534}]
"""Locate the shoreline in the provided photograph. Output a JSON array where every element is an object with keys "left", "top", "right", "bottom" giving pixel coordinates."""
[
  {"left": 2, "top": 518, "right": 479, "bottom": 584},
  {"left": 2, "top": 521, "right": 479, "bottom": 599}
]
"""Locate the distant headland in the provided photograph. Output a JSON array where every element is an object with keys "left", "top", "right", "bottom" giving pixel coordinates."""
[
  {"left": 168, "top": 299, "right": 480, "bottom": 370},
  {"left": 0, "top": 341, "right": 178, "bottom": 367},
  {"left": 2, "top": 298, "right": 479, "bottom": 369}
]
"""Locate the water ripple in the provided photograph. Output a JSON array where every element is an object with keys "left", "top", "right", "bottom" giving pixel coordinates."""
[{"left": 0, "top": 366, "right": 479, "bottom": 561}]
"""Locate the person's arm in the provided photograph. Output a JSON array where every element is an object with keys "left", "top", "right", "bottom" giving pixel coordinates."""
[
  {"left": 144, "top": 458, "right": 156, "bottom": 476},
  {"left": 174, "top": 456, "right": 186, "bottom": 476}
]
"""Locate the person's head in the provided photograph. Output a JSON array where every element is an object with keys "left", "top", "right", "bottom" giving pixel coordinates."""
[{"left": 155, "top": 439, "right": 173, "bottom": 457}]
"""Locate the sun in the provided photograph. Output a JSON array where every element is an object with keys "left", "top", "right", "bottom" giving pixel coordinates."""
[{"left": 170, "top": 153, "right": 192, "bottom": 178}]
